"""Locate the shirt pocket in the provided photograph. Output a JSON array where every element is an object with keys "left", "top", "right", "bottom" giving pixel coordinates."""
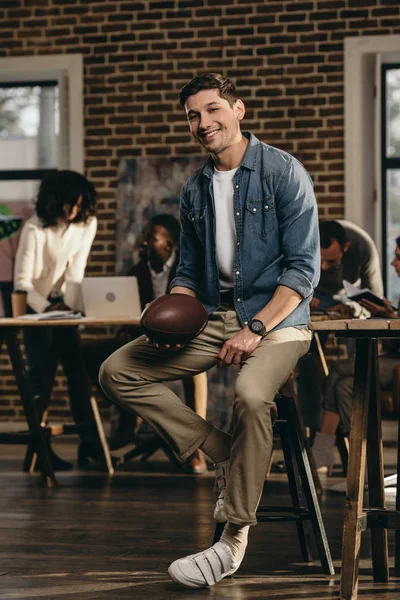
[
  {"left": 188, "top": 207, "right": 206, "bottom": 243},
  {"left": 245, "top": 197, "right": 276, "bottom": 237}
]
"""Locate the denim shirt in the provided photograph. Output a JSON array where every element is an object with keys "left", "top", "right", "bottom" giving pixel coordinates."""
[{"left": 170, "top": 132, "right": 320, "bottom": 332}]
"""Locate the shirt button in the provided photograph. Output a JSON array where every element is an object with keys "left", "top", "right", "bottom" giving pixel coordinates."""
[
  {"left": 237, "top": 242, "right": 240, "bottom": 246},
  {"left": 244, "top": 321, "right": 248, "bottom": 325},
  {"left": 236, "top": 212, "right": 240, "bottom": 216},
  {"left": 236, "top": 184, "right": 239, "bottom": 189},
  {"left": 236, "top": 271, "right": 240, "bottom": 275},
  {"left": 265, "top": 205, "right": 268, "bottom": 209},
  {"left": 252, "top": 208, "right": 256, "bottom": 212},
  {"left": 237, "top": 298, "right": 241, "bottom": 302}
]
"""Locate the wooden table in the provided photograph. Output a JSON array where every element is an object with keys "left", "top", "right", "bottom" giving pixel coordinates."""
[
  {"left": 0, "top": 315, "right": 140, "bottom": 487},
  {"left": 309, "top": 318, "right": 400, "bottom": 600}
]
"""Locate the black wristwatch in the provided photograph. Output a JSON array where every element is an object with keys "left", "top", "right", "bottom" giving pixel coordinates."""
[{"left": 248, "top": 318, "right": 267, "bottom": 337}]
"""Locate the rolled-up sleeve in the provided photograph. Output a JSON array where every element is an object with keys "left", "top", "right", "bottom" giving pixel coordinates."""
[{"left": 275, "top": 159, "right": 320, "bottom": 299}]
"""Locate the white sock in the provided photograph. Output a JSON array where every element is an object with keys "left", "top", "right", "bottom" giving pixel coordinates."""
[{"left": 220, "top": 522, "right": 249, "bottom": 562}]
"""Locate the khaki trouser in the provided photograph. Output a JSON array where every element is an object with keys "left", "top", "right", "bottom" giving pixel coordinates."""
[{"left": 99, "top": 307, "right": 311, "bottom": 526}]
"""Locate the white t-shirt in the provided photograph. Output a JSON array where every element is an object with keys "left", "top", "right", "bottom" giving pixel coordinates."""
[
  {"left": 148, "top": 248, "right": 177, "bottom": 299},
  {"left": 212, "top": 167, "right": 237, "bottom": 291}
]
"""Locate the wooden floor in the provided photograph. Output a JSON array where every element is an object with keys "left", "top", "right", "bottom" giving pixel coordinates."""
[{"left": 1, "top": 425, "right": 400, "bottom": 600}]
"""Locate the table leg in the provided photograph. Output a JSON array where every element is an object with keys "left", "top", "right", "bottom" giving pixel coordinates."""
[
  {"left": 3, "top": 327, "right": 56, "bottom": 487},
  {"left": 69, "top": 328, "right": 113, "bottom": 475},
  {"left": 340, "top": 338, "right": 371, "bottom": 600},
  {"left": 366, "top": 339, "right": 389, "bottom": 582}
]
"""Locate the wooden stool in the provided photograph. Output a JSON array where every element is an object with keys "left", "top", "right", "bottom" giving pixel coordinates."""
[{"left": 213, "top": 394, "right": 334, "bottom": 576}]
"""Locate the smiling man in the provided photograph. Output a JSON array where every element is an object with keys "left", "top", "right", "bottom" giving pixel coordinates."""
[{"left": 99, "top": 73, "right": 320, "bottom": 589}]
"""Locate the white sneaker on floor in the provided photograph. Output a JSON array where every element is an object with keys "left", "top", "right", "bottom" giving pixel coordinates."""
[
  {"left": 168, "top": 541, "right": 244, "bottom": 589},
  {"left": 213, "top": 459, "right": 229, "bottom": 522}
]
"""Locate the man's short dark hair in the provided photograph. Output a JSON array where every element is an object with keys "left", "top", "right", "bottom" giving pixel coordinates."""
[
  {"left": 150, "top": 214, "right": 180, "bottom": 246},
  {"left": 36, "top": 170, "right": 96, "bottom": 228},
  {"left": 319, "top": 220, "right": 349, "bottom": 251},
  {"left": 178, "top": 73, "right": 238, "bottom": 108},
  {"left": 396, "top": 236, "right": 400, "bottom": 248}
]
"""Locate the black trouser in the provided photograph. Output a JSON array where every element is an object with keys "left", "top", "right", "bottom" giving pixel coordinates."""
[{"left": 23, "top": 325, "right": 97, "bottom": 442}]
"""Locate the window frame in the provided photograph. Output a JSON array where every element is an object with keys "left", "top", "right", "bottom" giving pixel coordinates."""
[
  {"left": 0, "top": 54, "right": 83, "bottom": 175},
  {"left": 345, "top": 35, "right": 400, "bottom": 293}
]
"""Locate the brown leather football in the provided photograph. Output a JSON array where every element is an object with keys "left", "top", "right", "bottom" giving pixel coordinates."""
[{"left": 140, "top": 294, "right": 208, "bottom": 345}]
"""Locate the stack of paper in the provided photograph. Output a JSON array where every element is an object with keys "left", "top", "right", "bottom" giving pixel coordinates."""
[{"left": 19, "top": 311, "right": 82, "bottom": 321}]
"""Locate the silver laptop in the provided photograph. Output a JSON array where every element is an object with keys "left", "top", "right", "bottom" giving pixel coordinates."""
[{"left": 81, "top": 276, "right": 141, "bottom": 318}]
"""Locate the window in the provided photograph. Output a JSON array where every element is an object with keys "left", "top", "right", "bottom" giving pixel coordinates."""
[
  {"left": 0, "top": 55, "right": 83, "bottom": 316},
  {"left": 345, "top": 35, "right": 400, "bottom": 302},
  {"left": 381, "top": 65, "right": 400, "bottom": 301}
]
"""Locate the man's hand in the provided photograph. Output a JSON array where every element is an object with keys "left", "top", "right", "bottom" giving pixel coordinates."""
[
  {"left": 217, "top": 327, "right": 262, "bottom": 368},
  {"left": 44, "top": 302, "right": 71, "bottom": 312},
  {"left": 359, "top": 297, "right": 396, "bottom": 319},
  {"left": 326, "top": 303, "right": 355, "bottom": 317}
]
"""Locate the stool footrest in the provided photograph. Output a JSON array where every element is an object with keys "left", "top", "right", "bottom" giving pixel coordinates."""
[
  {"left": 257, "top": 514, "right": 311, "bottom": 523},
  {"left": 257, "top": 505, "right": 309, "bottom": 514}
]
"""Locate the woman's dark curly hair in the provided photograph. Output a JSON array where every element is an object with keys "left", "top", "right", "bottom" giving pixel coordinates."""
[{"left": 36, "top": 170, "right": 96, "bottom": 228}]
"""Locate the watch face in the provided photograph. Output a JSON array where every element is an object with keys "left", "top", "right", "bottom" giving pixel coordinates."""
[{"left": 250, "top": 319, "right": 264, "bottom": 333}]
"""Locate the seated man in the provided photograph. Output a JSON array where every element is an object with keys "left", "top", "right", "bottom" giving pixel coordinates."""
[
  {"left": 298, "top": 219, "right": 384, "bottom": 434},
  {"left": 312, "top": 237, "right": 400, "bottom": 476},
  {"left": 99, "top": 73, "right": 318, "bottom": 589}
]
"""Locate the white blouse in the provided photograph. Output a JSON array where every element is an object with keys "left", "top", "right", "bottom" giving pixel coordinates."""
[{"left": 14, "top": 214, "right": 97, "bottom": 313}]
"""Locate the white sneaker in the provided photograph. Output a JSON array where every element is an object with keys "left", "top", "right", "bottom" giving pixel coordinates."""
[
  {"left": 213, "top": 460, "right": 229, "bottom": 522},
  {"left": 168, "top": 541, "right": 244, "bottom": 589}
]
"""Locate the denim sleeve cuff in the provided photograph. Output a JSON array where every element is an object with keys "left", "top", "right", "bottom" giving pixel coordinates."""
[
  {"left": 279, "top": 270, "right": 314, "bottom": 299},
  {"left": 169, "top": 276, "right": 198, "bottom": 294}
]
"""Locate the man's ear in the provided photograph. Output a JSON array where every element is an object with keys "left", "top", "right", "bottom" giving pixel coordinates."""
[
  {"left": 235, "top": 99, "right": 245, "bottom": 121},
  {"left": 343, "top": 241, "right": 351, "bottom": 253}
]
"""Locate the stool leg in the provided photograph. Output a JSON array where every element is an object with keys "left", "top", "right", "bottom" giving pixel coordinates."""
[
  {"left": 279, "top": 421, "right": 313, "bottom": 563},
  {"left": 286, "top": 398, "right": 335, "bottom": 576}
]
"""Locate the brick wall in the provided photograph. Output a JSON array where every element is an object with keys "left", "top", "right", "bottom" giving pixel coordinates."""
[{"left": 1, "top": 0, "right": 400, "bottom": 420}]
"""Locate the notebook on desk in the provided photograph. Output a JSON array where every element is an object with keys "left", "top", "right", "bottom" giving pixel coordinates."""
[{"left": 81, "top": 276, "right": 142, "bottom": 318}]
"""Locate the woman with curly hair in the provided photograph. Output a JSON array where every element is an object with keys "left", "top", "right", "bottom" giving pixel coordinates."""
[{"left": 14, "top": 170, "right": 98, "bottom": 470}]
